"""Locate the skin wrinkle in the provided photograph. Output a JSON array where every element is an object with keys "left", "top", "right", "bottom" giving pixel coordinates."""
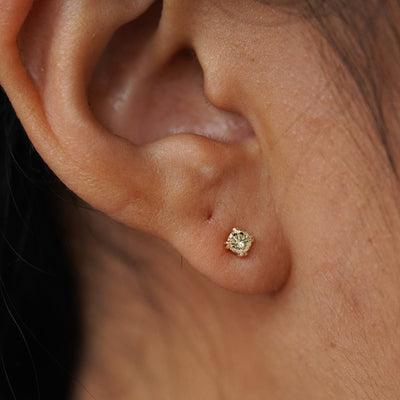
[
  {"left": 72, "top": 204, "right": 236, "bottom": 397},
  {"left": 214, "top": 0, "right": 303, "bottom": 27},
  {"left": 311, "top": 3, "right": 399, "bottom": 175}
]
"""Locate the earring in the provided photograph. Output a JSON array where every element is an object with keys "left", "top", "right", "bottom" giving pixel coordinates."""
[{"left": 225, "top": 228, "right": 254, "bottom": 257}]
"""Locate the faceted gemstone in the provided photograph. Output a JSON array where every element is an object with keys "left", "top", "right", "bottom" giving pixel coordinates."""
[{"left": 225, "top": 228, "right": 254, "bottom": 257}]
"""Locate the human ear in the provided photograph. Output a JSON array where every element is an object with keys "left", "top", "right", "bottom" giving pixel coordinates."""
[{"left": 0, "top": 0, "right": 290, "bottom": 294}]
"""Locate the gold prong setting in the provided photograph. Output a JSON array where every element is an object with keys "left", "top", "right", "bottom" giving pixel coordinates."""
[{"left": 225, "top": 228, "right": 254, "bottom": 257}]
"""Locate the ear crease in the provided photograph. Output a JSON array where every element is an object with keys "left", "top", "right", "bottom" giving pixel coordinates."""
[{"left": 0, "top": 0, "right": 292, "bottom": 296}]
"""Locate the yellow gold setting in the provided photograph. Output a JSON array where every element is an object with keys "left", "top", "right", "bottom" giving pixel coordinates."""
[{"left": 225, "top": 228, "right": 254, "bottom": 257}]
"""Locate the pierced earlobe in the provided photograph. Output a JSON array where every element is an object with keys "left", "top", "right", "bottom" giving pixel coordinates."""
[{"left": 0, "top": 0, "right": 292, "bottom": 295}]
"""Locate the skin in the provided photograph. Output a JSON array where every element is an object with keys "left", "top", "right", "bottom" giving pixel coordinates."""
[{"left": 1, "top": 0, "right": 400, "bottom": 398}]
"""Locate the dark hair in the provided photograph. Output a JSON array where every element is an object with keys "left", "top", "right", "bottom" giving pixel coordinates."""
[
  {"left": 0, "top": 87, "right": 80, "bottom": 399},
  {"left": 1, "top": 1, "right": 399, "bottom": 399},
  {"left": 265, "top": 0, "right": 400, "bottom": 174},
  {"left": 305, "top": 0, "right": 400, "bottom": 174}
]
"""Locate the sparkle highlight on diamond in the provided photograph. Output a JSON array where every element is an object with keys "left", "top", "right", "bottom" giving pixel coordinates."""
[{"left": 225, "top": 228, "right": 254, "bottom": 257}]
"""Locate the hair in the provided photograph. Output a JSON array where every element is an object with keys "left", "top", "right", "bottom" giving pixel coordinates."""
[
  {"left": 0, "top": 86, "right": 80, "bottom": 399},
  {"left": 1, "top": 1, "right": 399, "bottom": 398},
  {"left": 269, "top": 0, "right": 400, "bottom": 174}
]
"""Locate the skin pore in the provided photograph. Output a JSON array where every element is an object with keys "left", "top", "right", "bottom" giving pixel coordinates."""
[
  {"left": 1, "top": 0, "right": 400, "bottom": 399},
  {"left": 74, "top": 1, "right": 400, "bottom": 398}
]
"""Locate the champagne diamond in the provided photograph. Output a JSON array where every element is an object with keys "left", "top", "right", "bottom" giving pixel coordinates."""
[{"left": 225, "top": 228, "right": 254, "bottom": 257}]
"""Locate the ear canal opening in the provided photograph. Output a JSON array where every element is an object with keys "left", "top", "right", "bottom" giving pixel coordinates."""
[{"left": 88, "top": 1, "right": 255, "bottom": 146}]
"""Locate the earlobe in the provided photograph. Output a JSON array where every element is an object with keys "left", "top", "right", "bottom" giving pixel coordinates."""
[{"left": 0, "top": 0, "right": 291, "bottom": 294}]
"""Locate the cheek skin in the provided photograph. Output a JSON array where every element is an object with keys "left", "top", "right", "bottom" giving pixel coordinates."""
[
  {"left": 184, "top": 2, "right": 400, "bottom": 396},
  {"left": 7, "top": 0, "right": 400, "bottom": 397}
]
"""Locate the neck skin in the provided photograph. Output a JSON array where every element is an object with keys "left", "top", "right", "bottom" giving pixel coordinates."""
[
  {"left": 68, "top": 205, "right": 274, "bottom": 400},
  {"left": 66, "top": 172, "right": 400, "bottom": 400}
]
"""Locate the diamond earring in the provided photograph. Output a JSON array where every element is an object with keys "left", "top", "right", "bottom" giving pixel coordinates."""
[{"left": 225, "top": 228, "right": 254, "bottom": 257}]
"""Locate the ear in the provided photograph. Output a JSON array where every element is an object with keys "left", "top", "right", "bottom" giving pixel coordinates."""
[{"left": 0, "top": 0, "right": 290, "bottom": 294}]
